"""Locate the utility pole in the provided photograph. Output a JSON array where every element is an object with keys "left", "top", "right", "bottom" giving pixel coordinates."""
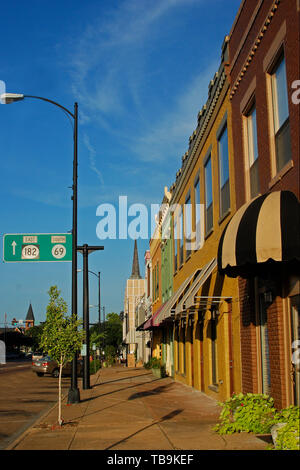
[
  {"left": 77, "top": 244, "right": 104, "bottom": 390},
  {"left": 98, "top": 272, "right": 101, "bottom": 337}
]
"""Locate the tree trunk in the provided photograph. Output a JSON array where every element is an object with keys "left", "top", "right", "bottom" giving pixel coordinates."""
[{"left": 58, "top": 361, "right": 63, "bottom": 426}]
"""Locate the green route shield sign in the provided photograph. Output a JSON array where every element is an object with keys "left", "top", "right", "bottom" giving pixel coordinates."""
[{"left": 3, "top": 233, "right": 72, "bottom": 263}]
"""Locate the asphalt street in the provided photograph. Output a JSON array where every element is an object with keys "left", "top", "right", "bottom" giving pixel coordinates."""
[{"left": 0, "top": 360, "right": 70, "bottom": 449}]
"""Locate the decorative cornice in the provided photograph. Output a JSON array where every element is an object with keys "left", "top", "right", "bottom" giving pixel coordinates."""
[
  {"left": 170, "top": 65, "right": 227, "bottom": 204},
  {"left": 230, "top": 0, "right": 280, "bottom": 100}
]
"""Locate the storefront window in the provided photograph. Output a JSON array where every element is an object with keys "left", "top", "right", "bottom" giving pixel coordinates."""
[{"left": 259, "top": 294, "right": 271, "bottom": 395}]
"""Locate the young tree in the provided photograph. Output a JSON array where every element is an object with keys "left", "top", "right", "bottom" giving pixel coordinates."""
[
  {"left": 104, "top": 312, "right": 122, "bottom": 353},
  {"left": 40, "top": 286, "right": 84, "bottom": 426}
]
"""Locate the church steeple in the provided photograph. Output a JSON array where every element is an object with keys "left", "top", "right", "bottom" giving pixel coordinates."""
[
  {"left": 25, "top": 303, "right": 35, "bottom": 330},
  {"left": 130, "top": 240, "right": 142, "bottom": 279}
]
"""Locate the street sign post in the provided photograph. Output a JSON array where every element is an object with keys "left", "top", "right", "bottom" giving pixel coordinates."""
[{"left": 3, "top": 233, "right": 72, "bottom": 263}]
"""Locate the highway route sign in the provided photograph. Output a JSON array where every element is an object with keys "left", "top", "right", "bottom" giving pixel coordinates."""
[{"left": 3, "top": 233, "right": 72, "bottom": 262}]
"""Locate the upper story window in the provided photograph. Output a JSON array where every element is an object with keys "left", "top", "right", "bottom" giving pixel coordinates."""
[
  {"left": 245, "top": 102, "right": 259, "bottom": 198},
  {"left": 204, "top": 154, "right": 213, "bottom": 234},
  {"left": 185, "top": 192, "right": 192, "bottom": 259},
  {"left": 218, "top": 123, "right": 230, "bottom": 217},
  {"left": 194, "top": 176, "right": 201, "bottom": 249},
  {"left": 152, "top": 265, "right": 156, "bottom": 301},
  {"left": 147, "top": 265, "right": 151, "bottom": 298},
  {"left": 179, "top": 207, "right": 183, "bottom": 267},
  {"left": 270, "top": 52, "right": 292, "bottom": 172},
  {"left": 152, "top": 262, "right": 159, "bottom": 301},
  {"left": 173, "top": 217, "right": 178, "bottom": 273}
]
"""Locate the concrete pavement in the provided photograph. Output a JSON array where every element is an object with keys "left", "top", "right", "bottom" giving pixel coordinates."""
[{"left": 6, "top": 365, "right": 269, "bottom": 451}]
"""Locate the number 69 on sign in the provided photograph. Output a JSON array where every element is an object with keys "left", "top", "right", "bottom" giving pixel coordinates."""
[{"left": 52, "top": 244, "right": 67, "bottom": 259}]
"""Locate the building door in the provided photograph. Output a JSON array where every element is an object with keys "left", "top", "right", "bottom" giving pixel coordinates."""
[
  {"left": 290, "top": 295, "right": 300, "bottom": 405},
  {"left": 258, "top": 294, "right": 271, "bottom": 395}
]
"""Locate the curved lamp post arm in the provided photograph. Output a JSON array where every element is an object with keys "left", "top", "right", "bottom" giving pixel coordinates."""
[
  {"left": 23, "top": 95, "right": 75, "bottom": 119},
  {"left": 1, "top": 93, "right": 75, "bottom": 119}
]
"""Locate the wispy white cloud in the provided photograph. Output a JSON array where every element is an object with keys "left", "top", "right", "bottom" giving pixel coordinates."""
[
  {"left": 68, "top": 0, "right": 219, "bottom": 175},
  {"left": 83, "top": 133, "right": 105, "bottom": 185},
  {"left": 70, "top": 0, "right": 205, "bottom": 124},
  {"left": 127, "top": 62, "right": 219, "bottom": 162}
]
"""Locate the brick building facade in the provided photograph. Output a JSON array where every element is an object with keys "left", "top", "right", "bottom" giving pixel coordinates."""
[{"left": 220, "top": 0, "right": 300, "bottom": 408}]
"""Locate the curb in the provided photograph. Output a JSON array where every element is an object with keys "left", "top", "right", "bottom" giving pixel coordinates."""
[
  {"left": 5, "top": 390, "right": 69, "bottom": 450},
  {"left": 5, "top": 367, "right": 102, "bottom": 450}
]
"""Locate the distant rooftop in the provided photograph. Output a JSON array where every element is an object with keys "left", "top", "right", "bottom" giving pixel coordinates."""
[
  {"left": 130, "top": 240, "right": 142, "bottom": 279},
  {"left": 25, "top": 303, "right": 35, "bottom": 322}
]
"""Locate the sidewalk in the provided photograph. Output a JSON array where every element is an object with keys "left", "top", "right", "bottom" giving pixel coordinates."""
[{"left": 6, "top": 365, "right": 268, "bottom": 451}]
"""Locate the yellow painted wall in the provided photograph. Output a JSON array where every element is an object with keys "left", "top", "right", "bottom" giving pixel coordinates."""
[{"left": 171, "top": 79, "right": 242, "bottom": 402}]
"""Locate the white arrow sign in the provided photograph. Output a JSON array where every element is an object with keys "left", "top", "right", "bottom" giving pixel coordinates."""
[{"left": 11, "top": 241, "right": 17, "bottom": 255}]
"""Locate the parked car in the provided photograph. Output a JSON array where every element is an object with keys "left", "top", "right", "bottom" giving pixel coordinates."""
[
  {"left": 32, "top": 355, "right": 82, "bottom": 378},
  {"left": 32, "top": 351, "right": 44, "bottom": 361}
]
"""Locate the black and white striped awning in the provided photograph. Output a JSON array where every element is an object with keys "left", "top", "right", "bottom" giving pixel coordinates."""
[{"left": 218, "top": 191, "right": 300, "bottom": 278}]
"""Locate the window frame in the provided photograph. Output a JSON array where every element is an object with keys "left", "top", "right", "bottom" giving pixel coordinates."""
[
  {"left": 217, "top": 117, "right": 230, "bottom": 218},
  {"left": 243, "top": 97, "right": 260, "bottom": 200},
  {"left": 265, "top": 44, "right": 292, "bottom": 178},
  {"left": 173, "top": 215, "right": 178, "bottom": 273},
  {"left": 184, "top": 190, "right": 192, "bottom": 260},
  {"left": 204, "top": 151, "right": 213, "bottom": 236},
  {"left": 269, "top": 51, "right": 291, "bottom": 173},
  {"left": 179, "top": 206, "right": 184, "bottom": 267},
  {"left": 194, "top": 173, "right": 202, "bottom": 250}
]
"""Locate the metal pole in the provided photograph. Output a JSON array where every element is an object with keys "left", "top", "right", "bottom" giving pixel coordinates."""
[
  {"left": 77, "top": 245, "right": 104, "bottom": 389},
  {"left": 103, "top": 305, "right": 105, "bottom": 357},
  {"left": 98, "top": 272, "right": 101, "bottom": 336},
  {"left": 82, "top": 244, "right": 91, "bottom": 389},
  {"left": 68, "top": 102, "right": 80, "bottom": 403}
]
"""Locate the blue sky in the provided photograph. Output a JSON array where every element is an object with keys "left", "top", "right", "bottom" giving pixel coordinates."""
[{"left": 0, "top": 0, "right": 240, "bottom": 326}]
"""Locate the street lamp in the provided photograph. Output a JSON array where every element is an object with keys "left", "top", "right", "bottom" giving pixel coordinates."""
[
  {"left": 88, "top": 270, "right": 101, "bottom": 336},
  {"left": 77, "top": 244, "right": 104, "bottom": 389},
  {"left": 1, "top": 92, "right": 80, "bottom": 403},
  {"left": 77, "top": 269, "right": 101, "bottom": 333}
]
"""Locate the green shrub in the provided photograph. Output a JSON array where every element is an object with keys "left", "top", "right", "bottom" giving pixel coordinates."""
[
  {"left": 150, "top": 357, "right": 162, "bottom": 369},
  {"left": 144, "top": 357, "right": 162, "bottom": 369},
  {"left": 273, "top": 406, "right": 300, "bottom": 450},
  {"left": 90, "top": 359, "right": 101, "bottom": 374},
  {"left": 213, "top": 393, "right": 278, "bottom": 435}
]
